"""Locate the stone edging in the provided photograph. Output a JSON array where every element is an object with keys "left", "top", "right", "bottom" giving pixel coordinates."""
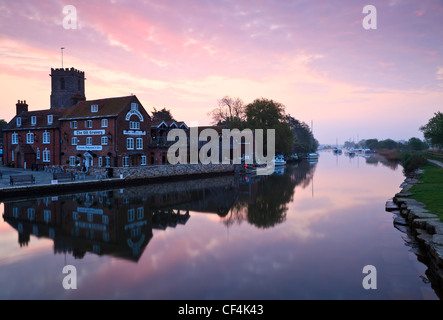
[{"left": 386, "top": 169, "right": 443, "bottom": 287}]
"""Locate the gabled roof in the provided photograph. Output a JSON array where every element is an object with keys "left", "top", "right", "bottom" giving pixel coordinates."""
[
  {"left": 151, "top": 120, "right": 188, "bottom": 129},
  {"left": 59, "top": 95, "right": 141, "bottom": 120}
]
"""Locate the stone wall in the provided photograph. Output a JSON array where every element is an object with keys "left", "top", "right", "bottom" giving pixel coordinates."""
[
  {"left": 386, "top": 169, "right": 443, "bottom": 289},
  {"left": 88, "top": 163, "right": 236, "bottom": 180}
]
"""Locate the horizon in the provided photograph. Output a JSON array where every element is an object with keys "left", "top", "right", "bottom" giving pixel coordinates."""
[{"left": 0, "top": 0, "right": 442, "bottom": 145}]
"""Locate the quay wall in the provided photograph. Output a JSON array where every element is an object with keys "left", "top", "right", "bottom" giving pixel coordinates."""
[
  {"left": 112, "top": 163, "right": 236, "bottom": 179},
  {"left": 386, "top": 169, "right": 443, "bottom": 289},
  {"left": 0, "top": 164, "right": 239, "bottom": 201}
]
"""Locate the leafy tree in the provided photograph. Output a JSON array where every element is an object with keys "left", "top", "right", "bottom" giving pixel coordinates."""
[
  {"left": 407, "top": 137, "right": 428, "bottom": 151},
  {"left": 245, "top": 98, "right": 294, "bottom": 155},
  {"left": 0, "top": 119, "right": 7, "bottom": 131},
  {"left": 151, "top": 107, "right": 174, "bottom": 123},
  {"left": 420, "top": 111, "right": 443, "bottom": 149},
  {"left": 378, "top": 139, "right": 397, "bottom": 150},
  {"left": 365, "top": 139, "right": 379, "bottom": 150},
  {"left": 286, "top": 115, "right": 317, "bottom": 153}
]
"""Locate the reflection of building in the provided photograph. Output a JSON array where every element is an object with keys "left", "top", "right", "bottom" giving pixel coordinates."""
[{"left": 2, "top": 175, "right": 242, "bottom": 261}]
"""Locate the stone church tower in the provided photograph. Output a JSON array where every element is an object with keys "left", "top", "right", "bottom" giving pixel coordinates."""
[{"left": 50, "top": 67, "right": 86, "bottom": 109}]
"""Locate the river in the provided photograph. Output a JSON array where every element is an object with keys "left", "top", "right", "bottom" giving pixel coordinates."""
[{"left": 0, "top": 150, "right": 440, "bottom": 299}]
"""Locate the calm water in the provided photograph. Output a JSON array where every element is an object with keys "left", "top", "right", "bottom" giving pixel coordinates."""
[{"left": 0, "top": 151, "right": 440, "bottom": 300}]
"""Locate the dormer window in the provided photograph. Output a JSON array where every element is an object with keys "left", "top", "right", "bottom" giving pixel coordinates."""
[
  {"left": 47, "top": 115, "right": 53, "bottom": 125},
  {"left": 16, "top": 117, "right": 21, "bottom": 127},
  {"left": 31, "top": 116, "right": 37, "bottom": 126},
  {"left": 91, "top": 104, "right": 99, "bottom": 113}
]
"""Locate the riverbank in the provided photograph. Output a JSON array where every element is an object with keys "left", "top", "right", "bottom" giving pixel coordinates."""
[
  {"left": 0, "top": 163, "right": 238, "bottom": 201},
  {"left": 386, "top": 161, "right": 443, "bottom": 289}
]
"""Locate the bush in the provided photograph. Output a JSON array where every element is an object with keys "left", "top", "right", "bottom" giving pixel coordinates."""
[{"left": 401, "top": 153, "right": 428, "bottom": 175}]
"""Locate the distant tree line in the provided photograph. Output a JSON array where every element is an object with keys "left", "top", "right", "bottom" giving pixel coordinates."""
[{"left": 209, "top": 96, "right": 318, "bottom": 156}]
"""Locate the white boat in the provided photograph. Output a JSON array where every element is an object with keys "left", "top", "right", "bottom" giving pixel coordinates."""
[
  {"left": 308, "top": 153, "right": 319, "bottom": 159},
  {"left": 273, "top": 155, "right": 287, "bottom": 166}
]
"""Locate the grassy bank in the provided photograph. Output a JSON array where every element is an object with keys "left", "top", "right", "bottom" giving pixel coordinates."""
[{"left": 407, "top": 162, "right": 443, "bottom": 220}]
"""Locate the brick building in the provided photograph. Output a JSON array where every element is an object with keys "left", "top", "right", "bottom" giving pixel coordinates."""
[
  {"left": 59, "top": 95, "right": 151, "bottom": 169},
  {"left": 1, "top": 66, "right": 191, "bottom": 169},
  {"left": 149, "top": 120, "right": 189, "bottom": 165},
  {"left": 2, "top": 100, "right": 65, "bottom": 168}
]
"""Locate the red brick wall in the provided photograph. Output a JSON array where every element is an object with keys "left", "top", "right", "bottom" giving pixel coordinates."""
[{"left": 3, "top": 128, "right": 61, "bottom": 168}]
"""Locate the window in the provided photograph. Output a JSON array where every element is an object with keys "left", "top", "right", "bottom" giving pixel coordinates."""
[
  {"left": 105, "top": 157, "right": 111, "bottom": 167},
  {"left": 101, "top": 119, "right": 108, "bottom": 127},
  {"left": 86, "top": 137, "right": 92, "bottom": 145},
  {"left": 44, "top": 210, "right": 51, "bottom": 224},
  {"left": 28, "top": 208, "right": 35, "bottom": 221},
  {"left": 71, "top": 137, "right": 78, "bottom": 145},
  {"left": 36, "top": 148, "right": 40, "bottom": 160},
  {"left": 43, "top": 149, "right": 50, "bottom": 163},
  {"left": 60, "top": 78, "right": 65, "bottom": 90},
  {"left": 69, "top": 156, "right": 76, "bottom": 166},
  {"left": 43, "top": 131, "right": 50, "bottom": 144},
  {"left": 123, "top": 156, "right": 129, "bottom": 167},
  {"left": 91, "top": 104, "right": 98, "bottom": 113},
  {"left": 11, "top": 151, "right": 14, "bottom": 162},
  {"left": 130, "top": 122, "right": 140, "bottom": 130},
  {"left": 85, "top": 120, "right": 92, "bottom": 128},
  {"left": 12, "top": 133, "right": 18, "bottom": 145},
  {"left": 127, "top": 209, "right": 135, "bottom": 222},
  {"left": 98, "top": 157, "right": 103, "bottom": 167},
  {"left": 131, "top": 103, "right": 138, "bottom": 111},
  {"left": 47, "top": 115, "right": 53, "bottom": 125},
  {"left": 141, "top": 155, "right": 147, "bottom": 166},
  {"left": 137, "top": 207, "right": 144, "bottom": 220},
  {"left": 127, "top": 138, "right": 134, "bottom": 150},
  {"left": 16, "top": 117, "right": 21, "bottom": 127},
  {"left": 101, "top": 136, "right": 108, "bottom": 145},
  {"left": 26, "top": 132, "right": 34, "bottom": 144},
  {"left": 136, "top": 138, "right": 143, "bottom": 150},
  {"left": 70, "top": 121, "right": 78, "bottom": 129},
  {"left": 31, "top": 116, "right": 37, "bottom": 126}
]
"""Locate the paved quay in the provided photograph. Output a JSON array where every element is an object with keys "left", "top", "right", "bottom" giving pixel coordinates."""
[
  {"left": 0, "top": 166, "right": 97, "bottom": 187},
  {"left": 0, "top": 166, "right": 121, "bottom": 201}
]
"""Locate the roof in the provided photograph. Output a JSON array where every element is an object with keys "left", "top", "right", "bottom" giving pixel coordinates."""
[
  {"left": 151, "top": 120, "right": 189, "bottom": 129},
  {"left": 3, "top": 109, "right": 67, "bottom": 132},
  {"left": 59, "top": 95, "right": 140, "bottom": 120}
]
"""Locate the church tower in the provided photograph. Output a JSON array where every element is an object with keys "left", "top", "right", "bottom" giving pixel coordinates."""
[{"left": 50, "top": 67, "right": 86, "bottom": 109}]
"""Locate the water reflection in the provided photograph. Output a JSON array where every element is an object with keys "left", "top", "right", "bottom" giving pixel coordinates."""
[
  {"left": 2, "top": 163, "right": 316, "bottom": 262},
  {"left": 223, "top": 161, "right": 316, "bottom": 229}
]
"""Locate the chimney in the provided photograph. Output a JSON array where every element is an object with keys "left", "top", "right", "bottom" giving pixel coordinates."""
[{"left": 16, "top": 100, "right": 28, "bottom": 115}]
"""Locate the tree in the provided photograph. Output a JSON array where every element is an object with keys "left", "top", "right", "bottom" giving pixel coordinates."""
[
  {"left": 420, "top": 111, "right": 443, "bottom": 149},
  {"left": 151, "top": 107, "right": 174, "bottom": 123},
  {"left": 286, "top": 115, "right": 317, "bottom": 153},
  {"left": 0, "top": 119, "right": 7, "bottom": 131},
  {"left": 365, "top": 139, "right": 379, "bottom": 150},
  {"left": 245, "top": 98, "right": 294, "bottom": 155},
  {"left": 407, "top": 137, "right": 428, "bottom": 151},
  {"left": 208, "top": 96, "right": 245, "bottom": 128}
]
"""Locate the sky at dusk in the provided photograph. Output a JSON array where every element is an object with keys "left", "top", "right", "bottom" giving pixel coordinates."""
[{"left": 0, "top": 0, "right": 442, "bottom": 145}]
